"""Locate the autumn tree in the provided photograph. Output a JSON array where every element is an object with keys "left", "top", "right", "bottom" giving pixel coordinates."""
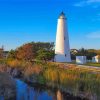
[
  {"left": 7, "top": 42, "right": 54, "bottom": 61},
  {"left": 16, "top": 43, "right": 35, "bottom": 61}
]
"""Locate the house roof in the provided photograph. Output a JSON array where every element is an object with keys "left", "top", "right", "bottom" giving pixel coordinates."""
[{"left": 94, "top": 55, "right": 100, "bottom": 59}]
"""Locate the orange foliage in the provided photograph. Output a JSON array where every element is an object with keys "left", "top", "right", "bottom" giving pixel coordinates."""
[
  {"left": 16, "top": 44, "right": 35, "bottom": 61},
  {"left": 23, "top": 64, "right": 42, "bottom": 76}
]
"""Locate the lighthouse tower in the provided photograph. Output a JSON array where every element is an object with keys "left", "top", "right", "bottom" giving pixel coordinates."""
[{"left": 55, "top": 12, "right": 71, "bottom": 62}]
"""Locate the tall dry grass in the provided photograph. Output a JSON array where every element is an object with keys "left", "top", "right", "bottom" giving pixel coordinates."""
[{"left": 0, "top": 59, "right": 100, "bottom": 99}]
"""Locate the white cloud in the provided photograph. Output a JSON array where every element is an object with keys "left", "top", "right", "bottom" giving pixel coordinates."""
[
  {"left": 74, "top": 0, "right": 100, "bottom": 7},
  {"left": 86, "top": 31, "right": 100, "bottom": 39},
  {"left": 87, "top": 0, "right": 100, "bottom": 3}
]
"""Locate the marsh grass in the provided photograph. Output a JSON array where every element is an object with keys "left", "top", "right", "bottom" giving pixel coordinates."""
[
  {"left": 0, "top": 60, "right": 100, "bottom": 99},
  {"left": 43, "top": 63, "right": 100, "bottom": 99}
]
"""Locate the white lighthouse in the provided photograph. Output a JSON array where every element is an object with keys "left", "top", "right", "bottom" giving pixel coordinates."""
[{"left": 55, "top": 12, "right": 71, "bottom": 62}]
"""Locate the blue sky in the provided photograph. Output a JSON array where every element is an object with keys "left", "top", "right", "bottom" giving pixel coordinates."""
[{"left": 0, "top": 0, "right": 100, "bottom": 50}]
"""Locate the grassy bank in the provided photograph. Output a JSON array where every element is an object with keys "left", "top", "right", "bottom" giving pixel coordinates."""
[{"left": 0, "top": 59, "right": 100, "bottom": 99}]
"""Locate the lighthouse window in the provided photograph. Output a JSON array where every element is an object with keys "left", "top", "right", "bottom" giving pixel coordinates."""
[
  {"left": 65, "top": 54, "right": 66, "bottom": 57},
  {"left": 64, "top": 37, "right": 65, "bottom": 40}
]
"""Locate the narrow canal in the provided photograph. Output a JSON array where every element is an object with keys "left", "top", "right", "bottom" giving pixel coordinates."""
[{"left": 15, "top": 79, "right": 83, "bottom": 100}]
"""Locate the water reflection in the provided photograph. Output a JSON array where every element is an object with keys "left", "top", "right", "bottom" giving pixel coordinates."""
[
  {"left": 57, "top": 90, "right": 63, "bottom": 100},
  {"left": 0, "top": 79, "right": 88, "bottom": 100},
  {"left": 16, "top": 79, "right": 83, "bottom": 100},
  {"left": 16, "top": 79, "right": 54, "bottom": 100},
  {"left": 0, "top": 96, "right": 4, "bottom": 100}
]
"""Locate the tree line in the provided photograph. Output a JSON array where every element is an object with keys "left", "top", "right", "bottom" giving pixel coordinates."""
[
  {"left": 0, "top": 42, "right": 100, "bottom": 61},
  {"left": 7, "top": 42, "right": 55, "bottom": 62},
  {"left": 71, "top": 48, "right": 100, "bottom": 60}
]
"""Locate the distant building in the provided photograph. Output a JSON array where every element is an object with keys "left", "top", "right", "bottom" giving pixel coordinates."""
[
  {"left": 71, "top": 49, "right": 78, "bottom": 55},
  {"left": 76, "top": 56, "right": 87, "bottom": 64},
  {"left": 92, "top": 55, "right": 100, "bottom": 63}
]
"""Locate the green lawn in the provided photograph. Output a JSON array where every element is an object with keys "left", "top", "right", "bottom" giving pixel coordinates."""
[
  {"left": 69, "top": 61, "right": 100, "bottom": 67},
  {"left": 85, "top": 62, "right": 100, "bottom": 67},
  {"left": 60, "top": 61, "right": 100, "bottom": 67}
]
